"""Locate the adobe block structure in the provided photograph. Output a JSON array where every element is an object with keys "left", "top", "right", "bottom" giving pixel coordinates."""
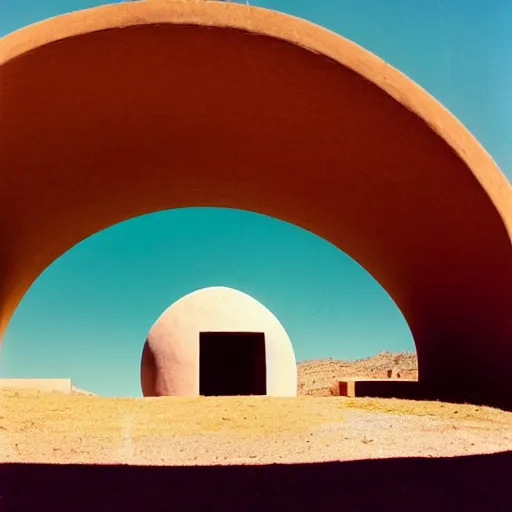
[
  {"left": 0, "top": 379, "right": 72, "bottom": 394},
  {"left": 0, "top": 0, "right": 511, "bottom": 408},
  {"left": 140, "top": 286, "right": 297, "bottom": 397}
]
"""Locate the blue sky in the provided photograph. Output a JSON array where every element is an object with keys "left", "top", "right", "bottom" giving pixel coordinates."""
[{"left": 0, "top": 0, "right": 510, "bottom": 397}]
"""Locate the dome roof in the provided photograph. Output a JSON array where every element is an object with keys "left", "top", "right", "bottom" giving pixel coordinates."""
[
  {"left": 149, "top": 286, "right": 290, "bottom": 332},
  {"left": 141, "top": 286, "right": 297, "bottom": 397}
]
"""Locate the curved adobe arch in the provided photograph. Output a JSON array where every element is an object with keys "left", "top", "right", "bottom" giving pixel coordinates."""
[{"left": 0, "top": 0, "right": 511, "bottom": 407}]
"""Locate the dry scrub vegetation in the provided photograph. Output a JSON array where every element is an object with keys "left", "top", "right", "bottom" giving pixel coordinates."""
[
  {"left": 2, "top": 387, "right": 512, "bottom": 466},
  {"left": 2, "top": 390, "right": 347, "bottom": 437},
  {"left": 2, "top": 388, "right": 509, "bottom": 435}
]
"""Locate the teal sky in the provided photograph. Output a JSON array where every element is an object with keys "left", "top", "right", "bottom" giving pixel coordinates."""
[{"left": 0, "top": 1, "right": 510, "bottom": 397}]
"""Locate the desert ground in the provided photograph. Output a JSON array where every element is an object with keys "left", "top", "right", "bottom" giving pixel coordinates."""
[
  {"left": 1, "top": 390, "right": 512, "bottom": 467},
  {"left": 1, "top": 353, "right": 512, "bottom": 510},
  {"left": 1, "top": 352, "right": 511, "bottom": 466}
]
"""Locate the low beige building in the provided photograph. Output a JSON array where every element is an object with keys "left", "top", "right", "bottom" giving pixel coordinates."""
[
  {"left": 0, "top": 378, "right": 72, "bottom": 394},
  {"left": 141, "top": 287, "right": 297, "bottom": 397}
]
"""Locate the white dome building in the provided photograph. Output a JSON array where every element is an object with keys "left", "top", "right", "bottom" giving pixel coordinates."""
[{"left": 141, "top": 286, "right": 297, "bottom": 397}]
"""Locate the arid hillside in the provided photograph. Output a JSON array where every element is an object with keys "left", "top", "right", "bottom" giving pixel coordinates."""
[{"left": 298, "top": 351, "right": 418, "bottom": 396}]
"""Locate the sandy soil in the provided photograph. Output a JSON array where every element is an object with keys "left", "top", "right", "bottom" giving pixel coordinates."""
[
  {"left": 2, "top": 389, "right": 512, "bottom": 511},
  {"left": 1, "top": 389, "right": 511, "bottom": 466}
]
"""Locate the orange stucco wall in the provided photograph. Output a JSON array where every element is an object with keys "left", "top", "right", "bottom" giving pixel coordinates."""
[{"left": 0, "top": 1, "right": 511, "bottom": 408}]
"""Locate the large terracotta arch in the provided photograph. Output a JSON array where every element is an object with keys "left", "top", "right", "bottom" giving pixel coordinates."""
[{"left": 0, "top": 0, "right": 511, "bottom": 408}]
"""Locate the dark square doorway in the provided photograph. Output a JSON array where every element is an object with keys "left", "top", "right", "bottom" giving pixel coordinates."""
[{"left": 199, "top": 331, "right": 267, "bottom": 396}]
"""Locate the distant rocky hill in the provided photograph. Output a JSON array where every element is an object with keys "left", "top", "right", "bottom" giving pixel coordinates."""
[{"left": 297, "top": 351, "right": 418, "bottom": 396}]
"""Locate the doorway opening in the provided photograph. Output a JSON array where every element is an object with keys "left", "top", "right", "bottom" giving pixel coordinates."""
[{"left": 199, "top": 331, "right": 267, "bottom": 396}]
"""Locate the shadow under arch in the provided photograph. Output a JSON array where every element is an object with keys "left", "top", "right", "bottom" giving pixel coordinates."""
[
  {"left": 3, "top": 452, "right": 512, "bottom": 511},
  {"left": 0, "top": 0, "right": 511, "bottom": 408}
]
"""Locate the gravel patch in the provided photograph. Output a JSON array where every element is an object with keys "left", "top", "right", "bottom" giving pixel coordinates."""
[
  {"left": 4, "top": 409, "right": 511, "bottom": 467},
  {"left": 121, "top": 409, "right": 512, "bottom": 466}
]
